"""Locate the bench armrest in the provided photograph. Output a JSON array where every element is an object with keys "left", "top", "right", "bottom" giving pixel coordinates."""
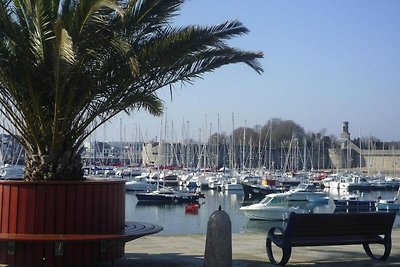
[
  {"left": 266, "top": 226, "right": 292, "bottom": 265},
  {"left": 267, "top": 226, "right": 286, "bottom": 247}
]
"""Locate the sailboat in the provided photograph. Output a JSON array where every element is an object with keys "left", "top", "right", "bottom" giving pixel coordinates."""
[{"left": 135, "top": 114, "right": 205, "bottom": 204}]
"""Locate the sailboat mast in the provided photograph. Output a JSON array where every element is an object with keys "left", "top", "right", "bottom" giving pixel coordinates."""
[
  {"left": 216, "top": 114, "right": 220, "bottom": 170},
  {"left": 243, "top": 120, "right": 246, "bottom": 171},
  {"left": 359, "top": 127, "right": 362, "bottom": 172},
  {"left": 258, "top": 128, "right": 261, "bottom": 170},
  {"left": 171, "top": 120, "right": 174, "bottom": 166},
  {"left": 249, "top": 136, "right": 253, "bottom": 172},
  {"left": 203, "top": 115, "right": 207, "bottom": 169},
  {"left": 231, "top": 113, "right": 235, "bottom": 171},
  {"left": 303, "top": 138, "right": 307, "bottom": 171},
  {"left": 157, "top": 114, "right": 163, "bottom": 190},
  {"left": 269, "top": 119, "right": 272, "bottom": 170},
  {"left": 164, "top": 109, "right": 168, "bottom": 169}
]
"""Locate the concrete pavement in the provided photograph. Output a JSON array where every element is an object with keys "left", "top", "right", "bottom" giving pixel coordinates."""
[{"left": 105, "top": 229, "right": 400, "bottom": 267}]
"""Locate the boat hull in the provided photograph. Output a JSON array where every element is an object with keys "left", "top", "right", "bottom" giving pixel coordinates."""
[
  {"left": 286, "top": 192, "right": 326, "bottom": 201},
  {"left": 224, "top": 184, "right": 243, "bottom": 191},
  {"left": 135, "top": 192, "right": 201, "bottom": 204},
  {"left": 240, "top": 205, "right": 306, "bottom": 221},
  {"left": 333, "top": 199, "right": 376, "bottom": 207},
  {"left": 241, "top": 183, "right": 277, "bottom": 199}
]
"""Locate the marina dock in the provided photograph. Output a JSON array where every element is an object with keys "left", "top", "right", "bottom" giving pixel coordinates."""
[{"left": 102, "top": 229, "right": 400, "bottom": 266}]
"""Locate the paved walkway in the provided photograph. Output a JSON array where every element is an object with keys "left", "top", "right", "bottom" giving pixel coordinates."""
[{"left": 104, "top": 229, "right": 400, "bottom": 267}]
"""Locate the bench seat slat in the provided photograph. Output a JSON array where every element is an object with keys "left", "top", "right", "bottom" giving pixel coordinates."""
[
  {"left": 271, "top": 234, "right": 385, "bottom": 247},
  {"left": 290, "top": 235, "right": 384, "bottom": 247}
]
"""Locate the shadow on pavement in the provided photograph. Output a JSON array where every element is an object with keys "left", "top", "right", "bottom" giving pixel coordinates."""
[
  {"left": 111, "top": 252, "right": 269, "bottom": 267},
  {"left": 100, "top": 252, "right": 400, "bottom": 267}
]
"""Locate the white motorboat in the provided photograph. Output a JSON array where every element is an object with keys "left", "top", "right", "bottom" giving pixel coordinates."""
[
  {"left": 285, "top": 183, "right": 327, "bottom": 202},
  {"left": 194, "top": 174, "right": 210, "bottom": 189},
  {"left": 338, "top": 173, "right": 372, "bottom": 190},
  {"left": 0, "top": 164, "right": 24, "bottom": 180},
  {"left": 116, "top": 167, "right": 143, "bottom": 177},
  {"left": 160, "top": 172, "right": 180, "bottom": 187},
  {"left": 240, "top": 192, "right": 307, "bottom": 221},
  {"left": 223, "top": 177, "right": 243, "bottom": 191},
  {"left": 208, "top": 176, "right": 223, "bottom": 190},
  {"left": 322, "top": 174, "right": 340, "bottom": 189},
  {"left": 125, "top": 175, "right": 156, "bottom": 192}
]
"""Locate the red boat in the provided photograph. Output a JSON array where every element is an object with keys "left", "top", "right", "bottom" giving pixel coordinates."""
[{"left": 185, "top": 203, "right": 200, "bottom": 214}]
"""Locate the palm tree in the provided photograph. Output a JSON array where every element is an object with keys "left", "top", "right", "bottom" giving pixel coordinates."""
[{"left": 0, "top": 0, "right": 263, "bottom": 181}]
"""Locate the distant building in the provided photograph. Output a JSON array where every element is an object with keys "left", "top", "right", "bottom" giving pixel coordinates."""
[
  {"left": 81, "top": 141, "right": 143, "bottom": 166},
  {"left": 329, "top": 122, "right": 400, "bottom": 176},
  {"left": 81, "top": 140, "right": 203, "bottom": 168},
  {"left": 141, "top": 142, "right": 160, "bottom": 166},
  {"left": 141, "top": 141, "right": 202, "bottom": 168},
  {"left": 339, "top": 121, "right": 350, "bottom": 145}
]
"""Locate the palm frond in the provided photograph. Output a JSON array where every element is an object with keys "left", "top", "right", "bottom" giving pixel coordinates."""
[
  {"left": 124, "top": 0, "right": 183, "bottom": 30},
  {"left": 53, "top": 20, "right": 76, "bottom": 64},
  {"left": 0, "top": 0, "right": 263, "bottom": 181},
  {"left": 76, "top": 0, "right": 122, "bottom": 36}
]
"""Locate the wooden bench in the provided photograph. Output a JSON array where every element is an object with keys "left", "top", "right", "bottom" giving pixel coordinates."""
[{"left": 266, "top": 212, "right": 396, "bottom": 266}]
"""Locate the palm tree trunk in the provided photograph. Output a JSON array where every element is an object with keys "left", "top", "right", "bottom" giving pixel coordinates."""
[{"left": 24, "top": 150, "right": 83, "bottom": 181}]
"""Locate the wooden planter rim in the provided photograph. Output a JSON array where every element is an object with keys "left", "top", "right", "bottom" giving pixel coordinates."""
[{"left": 0, "top": 178, "right": 126, "bottom": 186}]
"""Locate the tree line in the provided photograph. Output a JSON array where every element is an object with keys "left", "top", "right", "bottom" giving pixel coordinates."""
[
  {"left": 202, "top": 118, "right": 336, "bottom": 171},
  {"left": 208, "top": 118, "right": 337, "bottom": 150}
]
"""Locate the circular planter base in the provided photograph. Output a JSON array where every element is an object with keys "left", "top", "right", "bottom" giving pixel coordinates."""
[{"left": 0, "top": 179, "right": 126, "bottom": 267}]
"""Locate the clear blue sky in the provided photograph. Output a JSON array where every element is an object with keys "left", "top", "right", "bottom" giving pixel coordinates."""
[{"left": 98, "top": 0, "right": 400, "bottom": 143}]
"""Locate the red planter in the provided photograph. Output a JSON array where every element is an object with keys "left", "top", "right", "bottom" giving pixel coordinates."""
[{"left": 0, "top": 179, "right": 126, "bottom": 266}]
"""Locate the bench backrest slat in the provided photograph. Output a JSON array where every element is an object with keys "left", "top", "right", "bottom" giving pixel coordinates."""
[{"left": 284, "top": 212, "right": 396, "bottom": 239}]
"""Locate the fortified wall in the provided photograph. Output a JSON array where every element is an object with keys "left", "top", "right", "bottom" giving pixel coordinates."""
[{"left": 329, "top": 122, "right": 400, "bottom": 176}]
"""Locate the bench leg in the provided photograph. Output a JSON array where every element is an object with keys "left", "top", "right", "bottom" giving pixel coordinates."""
[
  {"left": 363, "top": 239, "right": 391, "bottom": 261},
  {"left": 266, "top": 237, "right": 291, "bottom": 266}
]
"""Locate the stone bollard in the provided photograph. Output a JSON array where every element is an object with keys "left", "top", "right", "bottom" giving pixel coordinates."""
[{"left": 203, "top": 206, "right": 232, "bottom": 267}]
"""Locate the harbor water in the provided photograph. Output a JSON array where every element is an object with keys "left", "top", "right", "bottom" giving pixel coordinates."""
[{"left": 125, "top": 188, "right": 400, "bottom": 235}]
